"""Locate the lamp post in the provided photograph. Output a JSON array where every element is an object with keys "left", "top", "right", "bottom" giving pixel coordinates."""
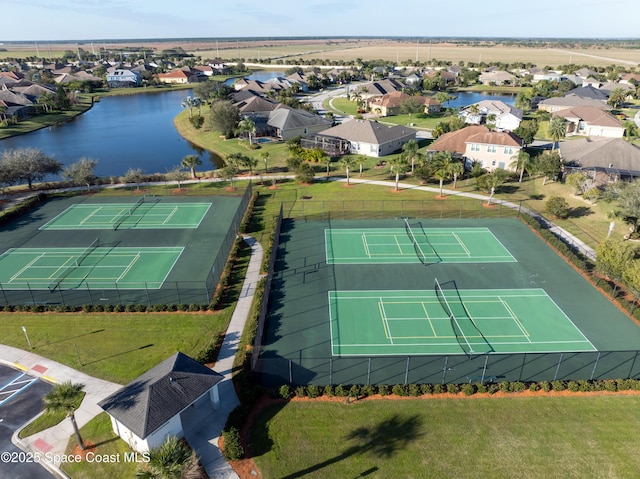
[{"left": 21, "top": 326, "right": 32, "bottom": 349}]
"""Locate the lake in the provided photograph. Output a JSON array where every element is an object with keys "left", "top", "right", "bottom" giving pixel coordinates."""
[
  {"left": 0, "top": 89, "right": 222, "bottom": 179},
  {"left": 445, "top": 91, "right": 516, "bottom": 109}
]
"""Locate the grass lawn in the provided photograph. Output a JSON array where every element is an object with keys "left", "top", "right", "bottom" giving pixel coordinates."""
[
  {"left": 251, "top": 396, "right": 640, "bottom": 479},
  {"left": 19, "top": 392, "right": 85, "bottom": 439},
  {"left": 60, "top": 413, "right": 139, "bottom": 479},
  {"left": 0, "top": 312, "right": 226, "bottom": 384}
]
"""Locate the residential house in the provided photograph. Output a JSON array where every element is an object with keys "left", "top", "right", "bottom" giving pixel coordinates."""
[
  {"left": 565, "top": 85, "right": 608, "bottom": 101},
  {"left": 620, "top": 73, "right": 640, "bottom": 85},
  {"left": 355, "top": 78, "right": 405, "bottom": 99},
  {"left": 552, "top": 106, "right": 625, "bottom": 138},
  {"left": 573, "top": 68, "right": 599, "bottom": 79},
  {"left": 232, "top": 78, "right": 283, "bottom": 95},
  {"left": 156, "top": 69, "right": 199, "bottom": 84},
  {"left": 367, "top": 91, "right": 425, "bottom": 117},
  {"left": 98, "top": 352, "right": 223, "bottom": 453},
  {"left": 479, "top": 71, "right": 516, "bottom": 86},
  {"left": 537, "top": 95, "right": 611, "bottom": 113},
  {"left": 560, "top": 137, "right": 640, "bottom": 184},
  {"left": 106, "top": 68, "right": 141, "bottom": 88},
  {"left": 459, "top": 100, "right": 523, "bottom": 131},
  {"left": 429, "top": 125, "right": 522, "bottom": 172},
  {"left": 311, "top": 120, "right": 416, "bottom": 157},
  {"left": 265, "top": 107, "right": 332, "bottom": 141},
  {"left": 423, "top": 97, "right": 442, "bottom": 114}
]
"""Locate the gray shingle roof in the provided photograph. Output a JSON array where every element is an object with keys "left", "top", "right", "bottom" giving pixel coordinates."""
[
  {"left": 559, "top": 138, "right": 640, "bottom": 171},
  {"left": 267, "top": 108, "right": 332, "bottom": 130},
  {"left": 98, "top": 352, "right": 223, "bottom": 439},
  {"left": 318, "top": 120, "right": 415, "bottom": 145}
]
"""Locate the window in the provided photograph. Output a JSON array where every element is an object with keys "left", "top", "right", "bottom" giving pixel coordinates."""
[
  {"left": 470, "top": 143, "right": 480, "bottom": 152},
  {"left": 504, "top": 147, "right": 514, "bottom": 155},
  {"left": 487, "top": 145, "right": 497, "bottom": 153}
]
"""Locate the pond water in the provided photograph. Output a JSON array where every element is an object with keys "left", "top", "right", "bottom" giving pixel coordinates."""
[
  {"left": 0, "top": 89, "right": 223, "bottom": 179},
  {"left": 444, "top": 91, "right": 516, "bottom": 109}
]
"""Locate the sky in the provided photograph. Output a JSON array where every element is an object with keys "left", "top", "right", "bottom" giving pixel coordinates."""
[{"left": 1, "top": 0, "right": 639, "bottom": 42}]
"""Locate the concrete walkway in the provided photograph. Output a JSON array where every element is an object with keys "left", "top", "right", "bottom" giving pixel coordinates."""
[
  {"left": 184, "top": 235, "right": 263, "bottom": 479},
  {"left": 2, "top": 235, "right": 263, "bottom": 479}
]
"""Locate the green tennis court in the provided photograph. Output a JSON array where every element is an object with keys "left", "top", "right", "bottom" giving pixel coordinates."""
[
  {"left": 329, "top": 288, "right": 596, "bottom": 356},
  {"left": 0, "top": 246, "right": 183, "bottom": 290},
  {"left": 39, "top": 199, "right": 212, "bottom": 230},
  {"left": 325, "top": 226, "right": 515, "bottom": 264}
]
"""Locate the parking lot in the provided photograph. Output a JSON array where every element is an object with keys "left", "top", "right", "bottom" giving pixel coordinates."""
[{"left": 0, "top": 364, "right": 53, "bottom": 479}]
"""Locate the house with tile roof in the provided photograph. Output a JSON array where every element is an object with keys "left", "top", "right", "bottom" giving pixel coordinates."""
[
  {"left": 312, "top": 120, "right": 416, "bottom": 157},
  {"left": 429, "top": 125, "right": 522, "bottom": 172},
  {"left": 98, "top": 352, "right": 223, "bottom": 453},
  {"left": 479, "top": 71, "right": 516, "bottom": 86},
  {"left": 537, "top": 95, "right": 611, "bottom": 113},
  {"left": 552, "top": 106, "right": 624, "bottom": 138},
  {"left": 366, "top": 91, "right": 437, "bottom": 117},
  {"left": 459, "top": 100, "right": 523, "bottom": 131},
  {"left": 156, "top": 69, "right": 197, "bottom": 84}
]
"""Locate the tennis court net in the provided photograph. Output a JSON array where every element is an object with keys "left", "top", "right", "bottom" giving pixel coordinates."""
[
  {"left": 49, "top": 238, "right": 101, "bottom": 292},
  {"left": 403, "top": 218, "right": 428, "bottom": 265},
  {"left": 113, "top": 196, "right": 146, "bottom": 230},
  {"left": 434, "top": 278, "right": 474, "bottom": 354}
]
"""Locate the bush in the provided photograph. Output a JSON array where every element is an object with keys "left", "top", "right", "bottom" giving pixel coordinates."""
[
  {"left": 348, "top": 384, "right": 361, "bottom": 398},
  {"left": 499, "top": 381, "right": 510, "bottom": 393},
  {"left": 307, "top": 385, "right": 320, "bottom": 398},
  {"left": 295, "top": 386, "right": 306, "bottom": 398},
  {"left": 446, "top": 383, "right": 459, "bottom": 394},
  {"left": 361, "top": 385, "right": 375, "bottom": 397},
  {"left": 529, "top": 382, "right": 539, "bottom": 392},
  {"left": 334, "top": 384, "right": 347, "bottom": 397},
  {"left": 545, "top": 196, "right": 570, "bottom": 219},
  {"left": 222, "top": 427, "right": 244, "bottom": 460},
  {"left": 278, "top": 384, "right": 291, "bottom": 399},
  {"left": 509, "top": 381, "right": 526, "bottom": 392},
  {"left": 551, "top": 380, "right": 565, "bottom": 391},
  {"left": 324, "top": 385, "right": 335, "bottom": 397},
  {"left": 461, "top": 383, "right": 476, "bottom": 396},
  {"left": 408, "top": 384, "right": 421, "bottom": 397},
  {"left": 539, "top": 381, "right": 551, "bottom": 392},
  {"left": 420, "top": 384, "right": 433, "bottom": 395},
  {"left": 378, "top": 385, "right": 390, "bottom": 396},
  {"left": 432, "top": 384, "right": 444, "bottom": 394},
  {"left": 392, "top": 384, "right": 407, "bottom": 396},
  {"left": 476, "top": 383, "right": 488, "bottom": 394},
  {"left": 567, "top": 381, "right": 580, "bottom": 392}
]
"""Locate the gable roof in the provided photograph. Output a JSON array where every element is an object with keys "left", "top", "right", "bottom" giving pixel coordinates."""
[
  {"left": 538, "top": 96, "right": 612, "bottom": 110},
  {"left": 462, "top": 100, "right": 523, "bottom": 119},
  {"left": 565, "top": 85, "right": 608, "bottom": 101},
  {"left": 267, "top": 107, "right": 332, "bottom": 130},
  {"left": 318, "top": 120, "right": 415, "bottom": 145},
  {"left": 428, "top": 125, "right": 489, "bottom": 155},
  {"left": 465, "top": 130, "right": 523, "bottom": 147},
  {"left": 552, "top": 106, "right": 622, "bottom": 128},
  {"left": 98, "top": 352, "right": 223, "bottom": 439},
  {"left": 559, "top": 138, "right": 640, "bottom": 171},
  {"left": 235, "top": 95, "right": 280, "bottom": 113}
]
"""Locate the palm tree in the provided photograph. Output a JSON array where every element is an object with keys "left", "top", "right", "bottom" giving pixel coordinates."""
[
  {"left": 608, "top": 87, "right": 627, "bottom": 109},
  {"left": 450, "top": 160, "right": 465, "bottom": 189},
  {"left": 180, "top": 155, "right": 202, "bottom": 179},
  {"left": 192, "top": 96, "right": 204, "bottom": 117},
  {"left": 44, "top": 382, "right": 86, "bottom": 451},
  {"left": 509, "top": 150, "right": 532, "bottom": 183},
  {"left": 431, "top": 151, "right": 454, "bottom": 197},
  {"left": 180, "top": 96, "right": 194, "bottom": 119},
  {"left": 340, "top": 156, "right": 356, "bottom": 186},
  {"left": 388, "top": 154, "right": 410, "bottom": 192},
  {"left": 237, "top": 117, "right": 256, "bottom": 145},
  {"left": 260, "top": 151, "right": 270, "bottom": 173},
  {"left": 402, "top": 140, "right": 420, "bottom": 174},
  {"left": 548, "top": 116, "right": 567, "bottom": 150},
  {"left": 136, "top": 436, "right": 201, "bottom": 479}
]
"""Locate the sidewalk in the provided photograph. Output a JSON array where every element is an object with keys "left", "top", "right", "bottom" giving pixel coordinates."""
[
  {"left": 0, "top": 346, "right": 121, "bottom": 478},
  {"left": 1, "top": 235, "right": 264, "bottom": 479}
]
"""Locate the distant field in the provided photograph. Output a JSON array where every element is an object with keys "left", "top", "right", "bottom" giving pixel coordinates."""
[{"left": 2, "top": 38, "right": 640, "bottom": 67}]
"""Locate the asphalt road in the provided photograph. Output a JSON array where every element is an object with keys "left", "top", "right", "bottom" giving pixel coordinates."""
[{"left": 0, "top": 365, "right": 54, "bottom": 479}]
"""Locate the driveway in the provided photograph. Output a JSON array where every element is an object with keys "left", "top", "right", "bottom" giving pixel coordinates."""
[{"left": 0, "top": 365, "right": 54, "bottom": 479}]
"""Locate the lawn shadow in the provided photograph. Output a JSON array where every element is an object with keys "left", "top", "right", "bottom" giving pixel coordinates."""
[
  {"left": 82, "top": 343, "right": 153, "bottom": 366},
  {"left": 44, "top": 329, "right": 105, "bottom": 346},
  {"left": 278, "top": 413, "right": 423, "bottom": 479},
  {"left": 567, "top": 206, "right": 593, "bottom": 219}
]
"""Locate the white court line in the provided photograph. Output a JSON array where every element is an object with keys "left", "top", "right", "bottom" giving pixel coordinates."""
[
  {"left": 361, "top": 233, "right": 371, "bottom": 258},
  {"left": 116, "top": 253, "right": 141, "bottom": 282},
  {"left": 378, "top": 299, "right": 393, "bottom": 344},
  {"left": 10, "top": 253, "right": 45, "bottom": 282}
]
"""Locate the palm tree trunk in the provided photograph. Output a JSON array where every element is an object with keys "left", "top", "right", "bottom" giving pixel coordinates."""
[
  {"left": 439, "top": 179, "right": 444, "bottom": 197},
  {"left": 488, "top": 187, "right": 495, "bottom": 205},
  {"left": 395, "top": 172, "right": 400, "bottom": 191},
  {"left": 519, "top": 169, "right": 524, "bottom": 183},
  {"left": 346, "top": 167, "right": 350, "bottom": 186},
  {"left": 69, "top": 414, "right": 86, "bottom": 451},
  {"left": 191, "top": 167, "right": 196, "bottom": 179}
]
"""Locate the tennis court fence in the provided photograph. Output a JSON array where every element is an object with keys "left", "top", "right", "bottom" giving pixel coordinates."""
[
  {"left": 280, "top": 197, "right": 597, "bottom": 263},
  {"left": 0, "top": 183, "right": 253, "bottom": 307},
  {"left": 253, "top": 349, "right": 640, "bottom": 386}
]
